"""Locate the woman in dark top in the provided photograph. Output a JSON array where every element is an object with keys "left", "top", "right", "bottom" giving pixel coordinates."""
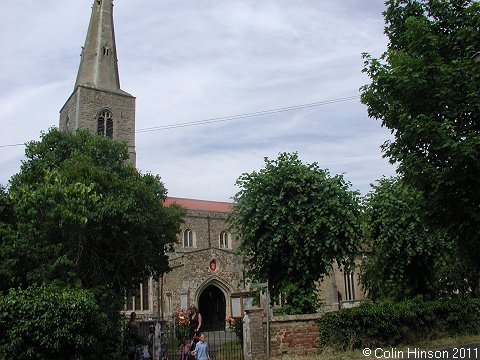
[{"left": 188, "top": 305, "right": 202, "bottom": 340}]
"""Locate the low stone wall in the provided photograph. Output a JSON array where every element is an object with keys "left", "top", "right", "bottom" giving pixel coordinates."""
[{"left": 269, "top": 313, "right": 322, "bottom": 357}]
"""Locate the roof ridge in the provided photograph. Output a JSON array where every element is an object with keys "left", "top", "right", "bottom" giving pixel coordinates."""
[
  {"left": 167, "top": 196, "right": 232, "bottom": 204},
  {"left": 164, "top": 197, "right": 233, "bottom": 212}
]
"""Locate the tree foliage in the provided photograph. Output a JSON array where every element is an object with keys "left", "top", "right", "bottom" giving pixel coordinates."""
[
  {"left": 361, "top": 0, "right": 480, "bottom": 293},
  {"left": 228, "top": 152, "right": 361, "bottom": 313},
  {"left": 0, "top": 129, "right": 185, "bottom": 358},
  {"left": 361, "top": 177, "right": 469, "bottom": 300},
  {"left": 0, "top": 186, "right": 26, "bottom": 291},
  {"left": 0, "top": 284, "right": 117, "bottom": 359},
  {"left": 1, "top": 128, "right": 184, "bottom": 293}
]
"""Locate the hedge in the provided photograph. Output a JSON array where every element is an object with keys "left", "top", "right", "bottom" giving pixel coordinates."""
[
  {"left": 318, "top": 297, "right": 480, "bottom": 350},
  {"left": 0, "top": 284, "right": 115, "bottom": 359}
]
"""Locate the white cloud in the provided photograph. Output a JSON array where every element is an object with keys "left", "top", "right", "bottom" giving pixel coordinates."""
[{"left": 0, "top": 0, "right": 396, "bottom": 198}]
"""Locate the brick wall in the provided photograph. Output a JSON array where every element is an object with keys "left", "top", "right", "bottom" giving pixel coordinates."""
[{"left": 269, "top": 313, "right": 322, "bottom": 357}]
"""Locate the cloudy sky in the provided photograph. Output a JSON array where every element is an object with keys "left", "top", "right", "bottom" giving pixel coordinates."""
[{"left": 0, "top": 0, "right": 396, "bottom": 202}]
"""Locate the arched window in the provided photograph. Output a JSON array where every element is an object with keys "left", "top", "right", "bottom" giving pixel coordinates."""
[
  {"left": 183, "top": 229, "right": 195, "bottom": 248},
  {"left": 219, "top": 231, "right": 230, "bottom": 249},
  {"left": 344, "top": 271, "right": 356, "bottom": 301},
  {"left": 97, "top": 109, "right": 113, "bottom": 138},
  {"left": 125, "top": 277, "right": 151, "bottom": 312},
  {"left": 103, "top": 42, "right": 110, "bottom": 56}
]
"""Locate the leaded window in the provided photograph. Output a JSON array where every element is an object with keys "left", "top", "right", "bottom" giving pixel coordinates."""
[{"left": 97, "top": 109, "right": 113, "bottom": 138}]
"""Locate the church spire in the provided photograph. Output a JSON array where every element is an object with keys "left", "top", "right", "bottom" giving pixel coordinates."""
[
  {"left": 75, "top": 0, "right": 122, "bottom": 92},
  {"left": 60, "top": 0, "right": 136, "bottom": 165}
]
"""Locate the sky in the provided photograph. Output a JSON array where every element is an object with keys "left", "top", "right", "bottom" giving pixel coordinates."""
[{"left": 0, "top": 0, "right": 396, "bottom": 202}]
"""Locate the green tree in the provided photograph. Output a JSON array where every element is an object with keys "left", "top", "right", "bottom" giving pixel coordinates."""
[
  {"left": 361, "top": 177, "right": 467, "bottom": 300},
  {"left": 361, "top": 0, "right": 480, "bottom": 294},
  {"left": 0, "top": 186, "right": 26, "bottom": 291},
  {"left": 228, "top": 153, "right": 361, "bottom": 314},
  {"left": 0, "top": 129, "right": 185, "bottom": 357},
  {"left": 0, "top": 186, "right": 13, "bottom": 225},
  {"left": 2, "top": 128, "right": 184, "bottom": 293}
]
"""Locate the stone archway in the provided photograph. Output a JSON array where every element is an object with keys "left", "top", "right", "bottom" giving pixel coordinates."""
[{"left": 198, "top": 284, "right": 226, "bottom": 331}]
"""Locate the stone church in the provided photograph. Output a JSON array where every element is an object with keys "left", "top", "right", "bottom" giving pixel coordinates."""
[{"left": 59, "top": 0, "right": 365, "bottom": 329}]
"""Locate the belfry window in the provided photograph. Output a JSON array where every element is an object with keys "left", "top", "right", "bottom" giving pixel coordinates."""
[{"left": 97, "top": 110, "right": 113, "bottom": 138}]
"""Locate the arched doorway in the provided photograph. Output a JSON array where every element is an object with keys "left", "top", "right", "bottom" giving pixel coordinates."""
[{"left": 198, "top": 284, "right": 226, "bottom": 331}]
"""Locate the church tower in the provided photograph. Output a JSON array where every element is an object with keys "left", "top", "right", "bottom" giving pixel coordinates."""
[{"left": 59, "top": 0, "right": 136, "bottom": 165}]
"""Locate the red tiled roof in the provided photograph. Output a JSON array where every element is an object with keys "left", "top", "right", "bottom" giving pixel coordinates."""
[{"left": 164, "top": 197, "right": 233, "bottom": 213}]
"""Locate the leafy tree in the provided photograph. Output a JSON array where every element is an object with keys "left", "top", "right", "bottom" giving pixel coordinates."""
[
  {"left": 0, "top": 129, "right": 185, "bottom": 358},
  {"left": 0, "top": 186, "right": 27, "bottom": 291},
  {"left": 361, "top": 177, "right": 468, "bottom": 300},
  {"left": 228, "top": 152, "right": 361, "bottom": 314},
  {"left": 2, "top": 128, "right": 184, "bottom": 293},
  {"left": 0, "top": 284, "right": 116, "bottom": 359},
  {"left": 361, "top": 0, "right": 480, "bottom": 294},
  {"left": 0, "top": 186, "right": 13, "bottom": 225}
]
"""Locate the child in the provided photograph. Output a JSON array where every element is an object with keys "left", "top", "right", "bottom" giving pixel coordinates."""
[
  {"left": 178, "top": 337, "right": 191, "bottom": 360},
  {"left": 191, "top": 333, "right": 211, "bottom": 360}
]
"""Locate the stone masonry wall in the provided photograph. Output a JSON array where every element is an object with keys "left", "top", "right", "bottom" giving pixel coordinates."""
[
  {"left": 244, "top": 308, "right": 266, "bottom": 360},
  {"left": 161, "top": 208, "right": 244, "bottom": 320},
  {"left": 59, "top": 85, "right": 136, "bottom": 164}
]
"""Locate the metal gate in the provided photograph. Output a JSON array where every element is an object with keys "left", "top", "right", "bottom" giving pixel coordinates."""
[{"left": 138, "top": 322, "right": 243, "bottom": 360}]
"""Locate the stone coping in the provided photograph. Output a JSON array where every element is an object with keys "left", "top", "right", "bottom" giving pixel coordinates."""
[{"left": 270, "top": 313, "right": 323, "bottom": 322}]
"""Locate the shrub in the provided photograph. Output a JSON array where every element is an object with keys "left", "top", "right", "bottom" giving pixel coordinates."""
[
  {"left": 318, "top": 297, "right": 480, "bottom": 350},
  {"left": 0, "top": 284, "right": 115, "bottom": 359}
]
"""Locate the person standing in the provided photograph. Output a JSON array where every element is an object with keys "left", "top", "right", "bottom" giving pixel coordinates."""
[
  {"left": 125, "top": 312, "right": 144, "bottom": 360},
  {"left": 147, "top": 325, "right": 155, "bottom": 358},
  {"left": 177, "top": 337, "right": 191, "bottom": 360},
  {"left": 188, "top": 305, "right": 202, "bottom": 339},
  {"left": 191, "top": 333, "right": 211, "bottom": 360}
]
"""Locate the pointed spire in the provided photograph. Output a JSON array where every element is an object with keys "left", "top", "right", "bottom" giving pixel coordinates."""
[{"left": 75, "top": 0, "right": 122, "bottom": 92}]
